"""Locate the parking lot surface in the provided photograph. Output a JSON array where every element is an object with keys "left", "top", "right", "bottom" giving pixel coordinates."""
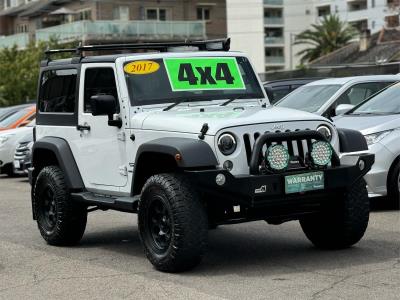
[{"left": 0, "top": 175, "right": 399, "bottom": 300}]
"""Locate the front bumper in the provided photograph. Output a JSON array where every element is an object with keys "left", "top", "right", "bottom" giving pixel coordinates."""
[{"left": 185, "top": 153, "right": 374, "bottom": 209}]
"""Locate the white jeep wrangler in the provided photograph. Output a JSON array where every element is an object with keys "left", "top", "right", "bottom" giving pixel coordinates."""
[{"left": 30, "top": 39, "right": 374, "bottom": 272}]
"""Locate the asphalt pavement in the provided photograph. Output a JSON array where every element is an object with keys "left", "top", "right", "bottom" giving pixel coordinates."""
[{"left": 0, "top": 175, "right": 399, "bottom": 300}]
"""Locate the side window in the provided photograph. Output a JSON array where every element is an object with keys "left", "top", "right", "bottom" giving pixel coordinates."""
[
  {"left": 84, "top": 68, "right": 119, "bottom": 113},
  {"left": 336, "top": 82, "right": 395, "bottom": 106},
  {"left": 38, "top": 69, "right": 77, "bottom": 113}
]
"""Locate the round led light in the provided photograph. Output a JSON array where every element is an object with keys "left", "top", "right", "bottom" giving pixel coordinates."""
[
  {"left": 216, "top": 173, "right": 226, "bottom": 186},
  {"left": 266, "top": 144, "right": 290, "bottom": 171},
  {"left": 317, "top": 125, "right": 332, "bottom": 141},
  {"left": 218, "top": 133, "right": 237, "bottom": 156},
  {"left": 310, "top": 141, "right": 333, "bottom": 166}
]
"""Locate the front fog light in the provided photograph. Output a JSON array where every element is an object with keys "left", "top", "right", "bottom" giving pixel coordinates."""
[
  {"left": 266, "top": 144, "right": 290, "bottom": 171},
  {"left": 310, "top": 141, "right": 333, "bottom": 166},
  {"left": 216, "top": 174, "right": 226, "bottom": 186}
]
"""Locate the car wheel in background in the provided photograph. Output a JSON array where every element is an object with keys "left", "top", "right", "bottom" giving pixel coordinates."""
[
  {"left": 300, "top": 179, "right": 369, "bottom": 249},
  {"left": 387, "top": 162, "right": 400, "bottom": 210}
]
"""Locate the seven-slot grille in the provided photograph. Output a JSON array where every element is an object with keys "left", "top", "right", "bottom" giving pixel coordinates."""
[
  {"left": 243, "top": 129, "right": 314, "bottom": 167},
  {"left": 14, "top": 142, "right": 30, "bottom": 161}
]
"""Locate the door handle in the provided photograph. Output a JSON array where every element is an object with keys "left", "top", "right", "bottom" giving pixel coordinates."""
[{"left": 76, "top": 124, "right": 91, "bottom": 131}]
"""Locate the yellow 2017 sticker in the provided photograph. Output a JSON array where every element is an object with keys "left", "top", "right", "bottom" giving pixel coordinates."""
[{"left": 124, "top": 60, "right": 160, "bottom": 75}]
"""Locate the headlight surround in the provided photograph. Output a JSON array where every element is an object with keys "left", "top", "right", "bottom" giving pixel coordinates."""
[
  {"left": 266, "top": 144, "right": 290, "bottom": 171},
  {"left": 317, "top": 125, "right": 332, "bottom": 142},
  {"left": 364, "top": 130, "right": 393, "bottom": 146},
  {"left": 310, "top": 141, "right": 333, "bottom": 166},
  {"left": 218, "top": 133, "right": 237, "bottom": 156}
]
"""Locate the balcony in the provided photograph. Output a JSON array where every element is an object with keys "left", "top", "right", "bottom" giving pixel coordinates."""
[
  {"left": 36, "top": 20, "right": 206, "bottom": 43},
  {"left": 264, "top": 0, "right": 283, "bottom": 6},
  {"left": 264, "top": 17, "right": 284, "bottom": 26},
  {"left": 265, "top": 56, "right": 285, "bottom": 64},
  {"left": 0, "top": 33, "right": 29, "bottom": 49},
  {"left": 265, "top": 36, "right": 284, "bottom": 44}
]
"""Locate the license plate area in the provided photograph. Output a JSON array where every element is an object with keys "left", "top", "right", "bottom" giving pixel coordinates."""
[{"left": 285, "top": 171, "right": 325, "bottom": 194}]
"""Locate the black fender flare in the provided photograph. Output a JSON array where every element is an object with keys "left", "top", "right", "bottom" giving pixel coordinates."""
[
  {"left": 131, "top": 137, "right": 218, "bottom": 195},
  {"left": 337, "top": 128, "right": 368, "bottom": 153},
  {"left": 135, "top": 137, "right": 218, "bottom": 168},
  {"left": 32, "top": 137, "right": 85, "bottom": 190}
]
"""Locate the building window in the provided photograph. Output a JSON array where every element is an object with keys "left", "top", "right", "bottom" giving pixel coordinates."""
[
  {"left": 317, "top": 5, "right": 331, "bottom": 17},
  {"left": 16, "top": 24, "right": 28, "bottom": 33},
  {"left": 113, "top": 5, "right": 130, "bottom": 21},
  {"left": 197, "top": 7, "right": 210, "bottom": 20},
  {"left": 75, "top": 9, "right": 92, "bottom": 21},
  {"left": 145, "top": 8, "right": 167, "bottom": 21}
]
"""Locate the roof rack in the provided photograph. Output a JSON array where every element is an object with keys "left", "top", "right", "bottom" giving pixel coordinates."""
[{"left": 44, "top": 38, "right": 231, "bottom": 62}]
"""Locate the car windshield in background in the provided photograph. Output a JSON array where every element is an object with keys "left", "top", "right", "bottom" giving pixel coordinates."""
[
  {"left": 275, "top": 84, "right": 341, "bottom": 112},
  {"left": 350, "top": 82, "right": 400, "bottom": 115},
  {"left": 124, "top": 56, "right": 264, "bottom": 106},
  {"left": 0, "top": 108, "right": 30, "bottom": 128}
]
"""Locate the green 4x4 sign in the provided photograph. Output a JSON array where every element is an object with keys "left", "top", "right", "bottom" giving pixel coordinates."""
[{"left": 164, "top": 57, "right": 245, "bottom": 91}]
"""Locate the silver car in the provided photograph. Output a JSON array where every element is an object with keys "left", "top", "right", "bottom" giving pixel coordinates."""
[
  {"left": 334, "top": 82, "right": 400, "bottom": 208},
  {"left": 275, "top": 76, "right": 400, "bottom": 118}
]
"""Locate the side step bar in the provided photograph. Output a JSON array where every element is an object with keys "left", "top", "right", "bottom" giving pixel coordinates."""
[{"left": 71, "top": 192, "right": 140, "bottom": 213}]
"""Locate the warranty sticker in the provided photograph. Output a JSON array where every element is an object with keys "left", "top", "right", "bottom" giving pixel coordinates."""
[
  {"left": 164, "top": 57, "right": 245, "bottom": 91},
  {"left": 124, "top": 60, "right": 160, "bottom": 75}
]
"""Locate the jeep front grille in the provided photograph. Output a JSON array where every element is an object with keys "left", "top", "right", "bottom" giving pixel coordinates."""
[{"left": 243, "top": 130, "right": 311, "bottom": 165}]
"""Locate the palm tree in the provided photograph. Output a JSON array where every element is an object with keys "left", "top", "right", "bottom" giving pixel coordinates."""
[{"left": 294, "top": 15, "right": 357, "bottom": 64}]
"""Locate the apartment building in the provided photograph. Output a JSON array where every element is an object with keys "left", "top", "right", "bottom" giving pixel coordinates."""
[
  {"left": 0, "top": 0, "right": 227, "bottom": 49},
  {"left": 259, "top": 0, "right": 400, "bottom": 72}
]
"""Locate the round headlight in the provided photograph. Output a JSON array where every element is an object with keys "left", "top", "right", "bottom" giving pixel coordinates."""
[
  {"left": 218, "top": 133, "right": 237, "bottom": 156},
  {"left": 266, "top": 144, "right": 290, "bottom": 171},
  {"left": 317, "top": 125, "right": 332, "bottom": 141},
  {"left": 310, "top": 141, "right": 333, "bottom": 166}
]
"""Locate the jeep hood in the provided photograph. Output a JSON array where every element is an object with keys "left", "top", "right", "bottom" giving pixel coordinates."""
[{"left": 138, "top": 106, "right": 329, "bottom": 135}]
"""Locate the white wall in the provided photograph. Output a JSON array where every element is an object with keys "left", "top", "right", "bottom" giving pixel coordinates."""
[{"left": 226, "top": 0, "right": 265, "bottom": 73}]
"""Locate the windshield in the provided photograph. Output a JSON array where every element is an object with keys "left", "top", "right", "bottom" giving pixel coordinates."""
[
  {"left": 350, "top": 82, "right": 400, "bottom": 115},
  {"left": 276, "top": 84, "right": 341, "bottom": 112},
  {"left": 124, "top": 56, "right": 265, "bottom": 106},
  {"left": 0, "top": 108, "right": 30, "bottom": 128}
]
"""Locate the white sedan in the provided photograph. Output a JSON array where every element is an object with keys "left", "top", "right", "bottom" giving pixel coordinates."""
[{"left": 0, "top": 122, "right": 34, "bottom": 177}]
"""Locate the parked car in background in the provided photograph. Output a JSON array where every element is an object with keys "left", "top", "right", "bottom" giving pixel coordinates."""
[
  {"left": 0, "top": 105, "right": 36, "bottom": 131},
  {"left": 263, "top": 78, "right": 325, "bottom": 104},
  {"left": 275, "top": 76, "right": 400, "bottom": 118},
  {"left": 13, "top": 133, "right": 34, "bottom": 175},
  {"left": 334, "top": 82, "right": 400, "bottom": 208},
  {"left": 0, "top": 104, "right": 33, "bottom": 123},
  {"left": 0, "top": 120, "right": 34, "bottom": 176}
]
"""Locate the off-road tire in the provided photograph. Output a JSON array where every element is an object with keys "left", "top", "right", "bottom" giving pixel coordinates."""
[
  {"left": 387, "top": 162, "right": 400, "bottom": 210},
  {"left": 300, "top": 179, "right": 369, "bottom": 249},
  {"left": 34, "top": 166, "right": 87, "bottom": 246},
  {"left": 138, "top": 173, "right": 208, "bottom": 272}
]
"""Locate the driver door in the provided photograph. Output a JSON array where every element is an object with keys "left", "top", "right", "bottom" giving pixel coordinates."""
[{"left": 74, "top": 63, "right": 128, "bottom": 191}]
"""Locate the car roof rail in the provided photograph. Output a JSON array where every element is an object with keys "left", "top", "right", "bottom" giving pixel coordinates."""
[{"left": 42, "top": 38, "right": 231, "bottom": 65}]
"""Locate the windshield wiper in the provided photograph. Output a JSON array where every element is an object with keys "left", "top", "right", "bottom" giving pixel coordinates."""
[
  {"left": 163, "top": 99, "right": 191, "bottom": 111},
  {"left": 220, "top": 95, "right": 250, "bottom": 106}
]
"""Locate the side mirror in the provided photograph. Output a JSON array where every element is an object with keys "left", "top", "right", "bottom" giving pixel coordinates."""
[
  {"left": 90, "top": 95, "right": 122, "bottom": 128},
  {"left": 90, "top": 94, "right": 117, "bottom": 117},
  {"left": 335, "top": 104, "right": 354, "bottom": 116}
]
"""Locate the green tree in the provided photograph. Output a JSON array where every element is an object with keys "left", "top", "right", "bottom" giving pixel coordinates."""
[
  {"left": 0, "top": 38, "right": 76, "bottom": 107},
  {"left": 294, "top": 15, "right": 357, "bottom": 64}
]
